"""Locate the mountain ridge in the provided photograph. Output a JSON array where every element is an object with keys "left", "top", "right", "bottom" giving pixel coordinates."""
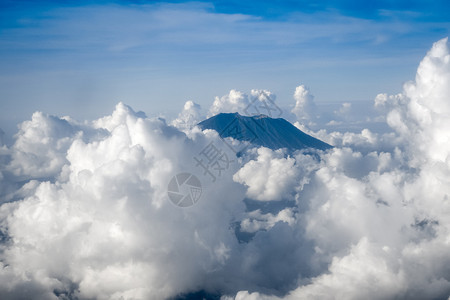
[{"left": 198, "top": 112, "right": 332, "bottom": 152}]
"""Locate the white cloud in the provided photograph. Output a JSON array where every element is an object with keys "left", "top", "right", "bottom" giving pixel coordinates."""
[
  {"left": 287, "top": 238, "right": 406, "bottom": 300},
  {"left": 0, "top": 38, "right": 450, "bottom": 300},
  {"left": 0, "top": 102, "right": 249, "bottom": 299},
  {"left": 209, "top": 89, "right": 249, "bottom": 116},
  {"left": 240, "top": 208, "right": 296, "bottom": 233},
  {"left": 208, "top": 89, "right": 280, "bottom": 118},
  {"left": 233, "top": 148, "right": 300, "bottom": 201},
  {"left": 386, "top": 37, "right": 450, "bottom": 166},
  {"left": 171, "top": 100, "right": 203, "bottom": 131},
  {"left": 6, "top": 112, "right": 78, "bottom": 179},
  {"left": 291, "top": 85, "right": 317, "bottom": 124},
  {"left": 334, "top": 102, "right": 351, "bottom": 117},
  {"left": 227, "top": 38, "right": 450, "bottom": 299}
]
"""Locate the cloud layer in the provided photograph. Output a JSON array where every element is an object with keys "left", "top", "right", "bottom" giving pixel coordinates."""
[{"left": 0, "top": 38, "right": 449, "bottom": 300}]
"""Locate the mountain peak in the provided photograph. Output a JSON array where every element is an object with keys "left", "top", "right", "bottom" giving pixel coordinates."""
[
  {"left": 253, "top": 114, "right": 270, "bottom": 119},
  {"left": 198, "top": 113, "right": 332, "bottom": 152}
]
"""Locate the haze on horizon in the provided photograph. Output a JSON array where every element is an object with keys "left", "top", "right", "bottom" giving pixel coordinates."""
[{"left": 0, "top": 0, "right": 449, "bottom": 134}]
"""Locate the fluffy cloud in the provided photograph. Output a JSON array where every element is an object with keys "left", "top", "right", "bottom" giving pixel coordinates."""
[
  {"left": 0, "top": 102, "right": 248, "bottom": 299},
  {"left": 239, "top": 208, "right": 296, "bottom": 233},
  {"left": 171, "top": 100, "right": 203, "bottom": 131},
  {"left": 233, "top": 148, "right": 300, "bottom": 201},
  {"left": 229, "top": 37, "right": 450, "bottom": 300},
  {"left": 291, "top": 85, "right": 317, "bottom": 124},
  {"left": 0, "top": 38, "right": 450, "bottom": 300},
  {"left": 386, "top": 37, "right": 450, "bottom": 166},
  {"left": 208, "top": 89, "right": 280, "bottom": 118},
  {"left": 6, "top": 112, "right": 78, "bottom": 179},
  {"left": 209, "top": 89, "right": 250, "bottom": 117}
]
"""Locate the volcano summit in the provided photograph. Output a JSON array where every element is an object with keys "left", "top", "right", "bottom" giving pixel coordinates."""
[{"left": 198, "top": 112, "right": 332, "bottom": 152}]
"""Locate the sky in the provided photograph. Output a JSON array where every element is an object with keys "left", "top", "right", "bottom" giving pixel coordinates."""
[{"left": 1, "top": 0, "right": 449, "bottom": 135}]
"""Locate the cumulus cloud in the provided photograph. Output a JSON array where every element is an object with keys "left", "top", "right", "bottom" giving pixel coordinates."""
[
  {"left": 239, "top": 208, "right": 296, "bottom": 233},
  {"left": 247, "top": 89, "right": 281, "bottom": 118},
  {"left": 0, "top": 102, "right": 248, "bottom": 299},
  {"left": 334, "top": 102, "right": 352, "bottom": 119},
  {"left": 233, "top": 147, "right": 300, "bottom": 201},
  {"left": 208, "top": 89, "right": 250, "bottom": 117},
  {"left": 291, "top": 85, "right": 317, "bottom": 124},
  {"left": 208, "top": 89, "right": 281, "bottom": 118},
  {"left": 0, "top": 38, "right": 450, "bottom": 300},
  {"left": 374, "top": 92, "right": 406, "bottom": 111},
  {"left": 386, "top": 37, "right": 450, "bottom": 166},
  {"left": 6, "top": 112, "right": 78, "bottom": 179},
  {"left": 171, "top": 100, "right": 203, "bottom": 131},
  {"left": 229, "top": 37, "right": 450, "bottom": 300}
]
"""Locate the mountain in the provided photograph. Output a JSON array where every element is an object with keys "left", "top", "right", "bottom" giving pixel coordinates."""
[{"left": 198, "top": 113, "right": 332, "bottom": 152}]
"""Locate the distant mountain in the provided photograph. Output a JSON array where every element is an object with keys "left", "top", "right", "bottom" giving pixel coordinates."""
[{"left": 198, "top": 113, "right": 332, "bottom": 152}]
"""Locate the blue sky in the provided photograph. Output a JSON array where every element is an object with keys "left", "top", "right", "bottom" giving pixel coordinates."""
[{"left": 0, "top": 0, "right": 449, "bottom": 135}]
